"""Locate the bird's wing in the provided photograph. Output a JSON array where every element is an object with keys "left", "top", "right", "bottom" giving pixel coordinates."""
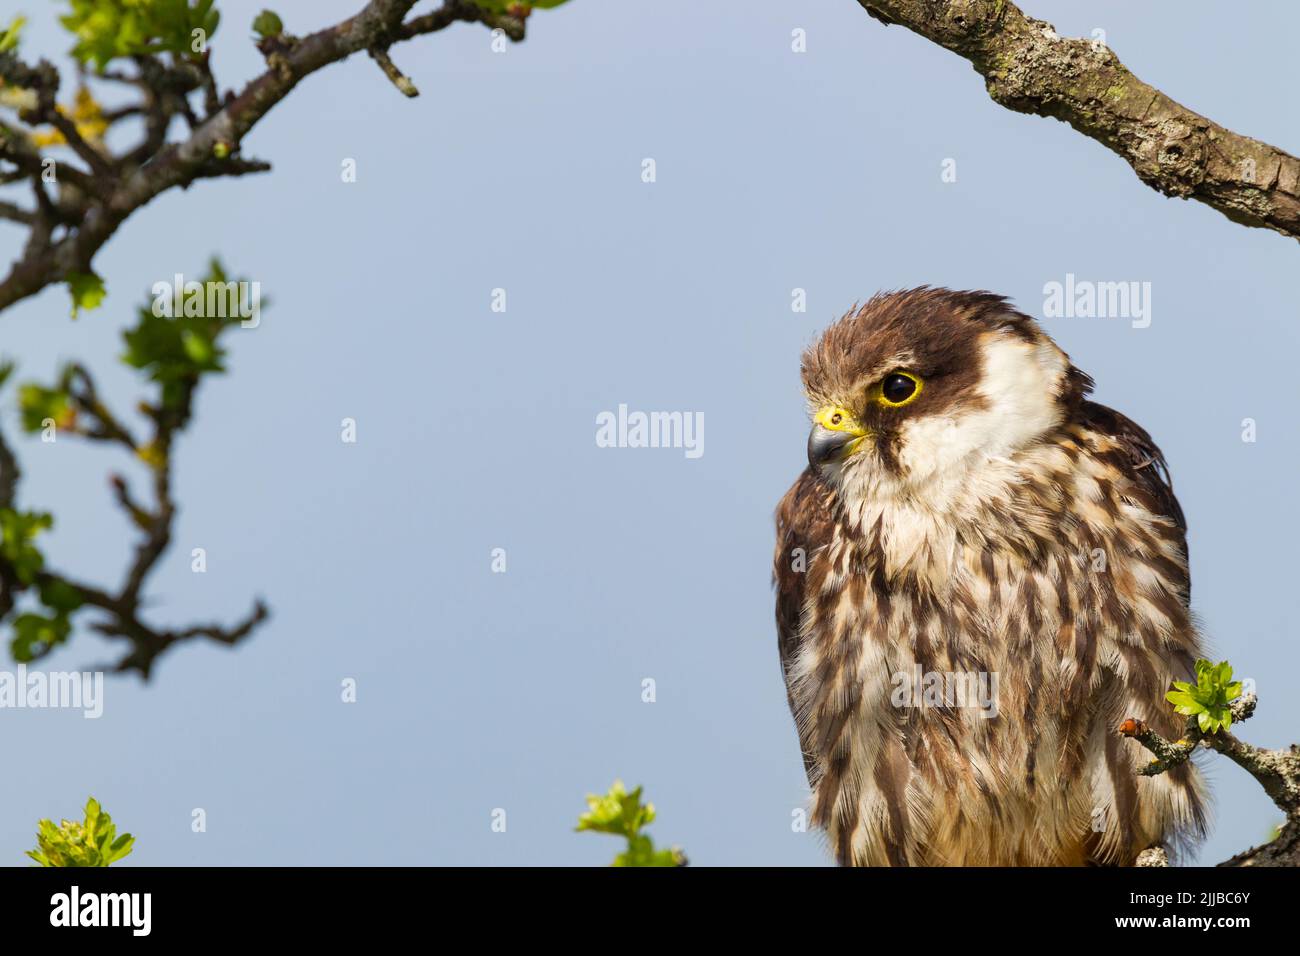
[
  {"left": 1077, "top": 401, "right": 1207, "bottom": 860},
  {"left": 1079, "top": 399, "right": 1190, "bottom": 601},
  {"left": 773, "top": 467, "right": 836, "bottom": 781}
]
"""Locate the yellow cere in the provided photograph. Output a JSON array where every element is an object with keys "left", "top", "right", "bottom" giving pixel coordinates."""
[{"left": 814, "top": 406, "right": 866, "bottom": 434}]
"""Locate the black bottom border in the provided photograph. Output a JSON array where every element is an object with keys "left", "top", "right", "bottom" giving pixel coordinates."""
[{"left": 3, "top": 864, "right": 1281, "bottom": 939}]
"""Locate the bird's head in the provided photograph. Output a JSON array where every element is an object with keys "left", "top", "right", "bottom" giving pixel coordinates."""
[{"left": 801, "top": 288, "right": 1092, "bottom": 502}]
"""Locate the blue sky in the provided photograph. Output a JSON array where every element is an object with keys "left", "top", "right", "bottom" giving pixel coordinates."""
[{"left": 1, "top": 0, "right": 1296, "bottom": 865}]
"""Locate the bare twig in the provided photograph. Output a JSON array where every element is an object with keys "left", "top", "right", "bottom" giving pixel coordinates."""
[
  {"left": 368, "top": 46, "right": 419, "bottom": 97},
  {"left": 65, "top": 363, "right": 140, "bottom": 450}
]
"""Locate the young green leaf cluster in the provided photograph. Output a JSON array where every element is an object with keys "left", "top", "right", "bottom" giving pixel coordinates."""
[
  {"left": 27, "top": 796, "right": 135, "bottom": 867},
  {"left": 576, "top": 780, "right": 686, "bottom": 867},
  {"left": 1166, "top": 659, "right": 1244, "bottom": 735},
  {"left": 60, "top": 0, "right": 221, "bottom": 70}
]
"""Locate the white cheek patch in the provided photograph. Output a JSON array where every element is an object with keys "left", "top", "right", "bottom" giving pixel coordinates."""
[{"left": 895, "top": 333, "right": 1066, "bottom": 484}]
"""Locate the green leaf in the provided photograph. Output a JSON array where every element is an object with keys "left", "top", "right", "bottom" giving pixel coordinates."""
[
  {"left": 66, "top": 271, "right": 106, "bottom": 318},
  {"left": 0, "top": 15, "right": 26, "bottom": 53},
  {"left": 1165, "top": 690, "right": 1204, "bottom": 714},
  {"left": 17, "top": 383, "right": 74, "bottom": 433},
  {"left": 252, "top": 9, "right": 283, "bottom": 38},
  {"left": 181, "top": 329, "right": 215, "bottom": 364},
  {"left": 11, "top": 612, "right": 72, "bottom": 662},
  {"left": 0, "top": 509, "right": 53, "bottom": 585},
  {"left": 107, "top": 833, "right": 135, "bottom": 863},
  {"left": 39, "top": 579, "right": 84, "bottom": 613},
  {"left": 120, "top": 259, "right": 261, "bottom": 415}
]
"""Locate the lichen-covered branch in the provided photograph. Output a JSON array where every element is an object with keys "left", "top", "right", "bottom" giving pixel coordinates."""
[
  {"left": 856, "top": 0, "right": 1300, "bottom": 242},
  {"left": 1120, "top": 694, "right": 1300, "bottom": 866}
]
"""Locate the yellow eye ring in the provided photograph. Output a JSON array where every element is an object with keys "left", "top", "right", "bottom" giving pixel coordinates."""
[{"left": 878, "top": 371, "right": 922, "bottom": 408}]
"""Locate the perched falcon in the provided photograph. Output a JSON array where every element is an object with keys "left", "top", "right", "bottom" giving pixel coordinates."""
[{"left": 773, "top": 288, "right": 1207, "bottom": 866}]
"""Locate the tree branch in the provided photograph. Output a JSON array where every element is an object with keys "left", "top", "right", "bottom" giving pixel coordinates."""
[
  {"left": 1120, "top": 694, "right": 1300, "bottom": 866},
  {"left": 856, "top": 0, "right": 1300, "bottom": 242},
  {"left": 0, "top": 200, "right": 35, "bottom": 225},
  {"left": 0, "top": 297, "right": 270, "bottom": 677},
  {"left": 0, "top": 0, "right": 521, "bottom": 313}
]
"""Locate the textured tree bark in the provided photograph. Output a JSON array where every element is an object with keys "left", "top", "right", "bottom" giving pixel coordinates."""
[
  {"left": 857, "top": 0, "right": 1300, "bottom": 242},
  {"left": 1219, "top": 820, "right": 1300, "bottom": 867}
]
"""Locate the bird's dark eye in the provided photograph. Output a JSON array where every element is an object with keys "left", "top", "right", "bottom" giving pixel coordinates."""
[{"left": 880, "top": 372, "right": 920, "bottom": 406}]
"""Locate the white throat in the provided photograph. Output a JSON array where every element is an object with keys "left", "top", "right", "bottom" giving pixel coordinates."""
[{"left": 827, "top": 333, "right": 1071, "bottom": 577}]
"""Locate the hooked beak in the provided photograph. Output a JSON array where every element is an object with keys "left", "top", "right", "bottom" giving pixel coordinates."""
[{"left": 807, "top": 422, "right": 866, "bottom": 467}]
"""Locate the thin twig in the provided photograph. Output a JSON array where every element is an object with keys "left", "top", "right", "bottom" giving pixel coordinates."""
[{"left": 368, "top": 46, "right": 419, "bottom": 97}]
